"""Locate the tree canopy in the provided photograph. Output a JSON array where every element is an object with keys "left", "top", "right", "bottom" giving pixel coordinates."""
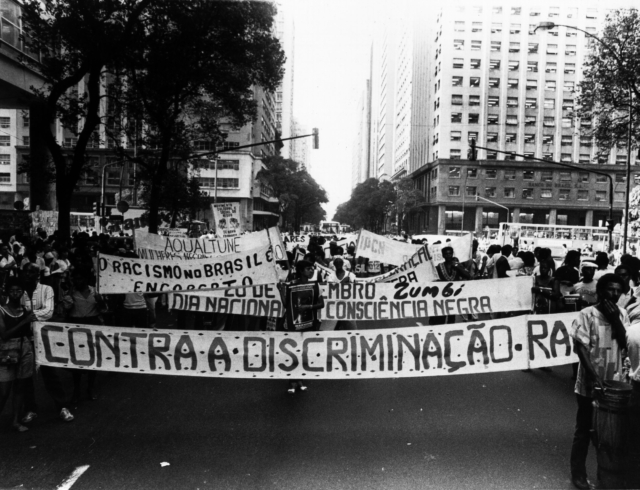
[
  {"left": 576, "top": 9, "right": 640, "bottom": 158},
  {"left": 21, "top": 0, "right": 154, "bottom": 241},
  {"left": 333, "top": 178, "right": 397, "bottom": 233},
  {"left": 21, "top": 0, "right": 285, "bottom": 237},
  {"left": 105, "top": 0, "right": 285, "bottom": 233},
  {"left": 259, "top": 156, "right": 327, "bottom": 232}
]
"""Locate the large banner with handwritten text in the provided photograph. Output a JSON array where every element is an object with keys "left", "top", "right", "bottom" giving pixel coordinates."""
[
  {"left": 134, "top": 228, "right": 276, "bottom": 260},
  {"left": 97, "top": 245, "right": 279, "bottom": 294},
  {"left": 34, "top": 313, "right": 578, "bottom": 378},
  {"left": 320, "top": 277, "right": 533, "bottom": 321},
  {"left": 170, "top": 284, "right": 285, "bottom": 318}
]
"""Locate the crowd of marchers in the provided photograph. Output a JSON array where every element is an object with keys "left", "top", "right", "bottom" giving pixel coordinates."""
[{"left": 0, "top": 228, "right": 638, "bottom": 488}]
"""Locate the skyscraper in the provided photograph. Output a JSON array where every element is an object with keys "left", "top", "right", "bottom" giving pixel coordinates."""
[{"left": 372, "top": 2, "right": 633, "bottom": 234}]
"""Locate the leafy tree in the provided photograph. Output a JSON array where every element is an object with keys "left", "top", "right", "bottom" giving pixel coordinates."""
[
  {"left": 107, "top": 0, "right": 285, "bottom": 233},
  {"left": 333, "top": 178, "right": 396, "bottom": 232},
  {"left": 137, "top": 166, "right": 209, "bottom": 227},
  {"left": 576, "top": 9, "right": 640, "bottom": 159},
  {"left": 395, "top": 177, "right": 425, "bottom": 234},
  {"left": 20, "top": 0, "right": 153, "bottom": 242},
  {"left": 259, "top": 156, "right": 328, "bottom": 231}
]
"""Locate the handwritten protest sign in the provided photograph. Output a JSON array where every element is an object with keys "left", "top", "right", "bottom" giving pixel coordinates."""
[
  {"left": 170, "top": 284, "right": 284, "bottom": 317},
  {"left": 97, "top": 245, "right": 278, "bottom": 294},
  {"left": 320, "top": 277, "right": 533, "bottom": 321},
  {"left": 31, "top": 210, "right": 59, "bottom": 236},
  {"left": 33, "top": 312, "right": 579, "bottom": 379},
  {"left": 134, "top": 228, "right": 275, "bottom": 260},
  {"left": 212, "top": 202, "right": 242, "bottom": 238},
  {"left": 369, "top": 234, "right": 472, "bottom": 283},
  {"left": 283, "top": 233, "right": 358, "bottom": 253},
  {"left": 356, "top": 229, "right": 421, "bottom": 266}
]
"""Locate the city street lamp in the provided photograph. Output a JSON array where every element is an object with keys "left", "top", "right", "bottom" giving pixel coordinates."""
[{"left": 536, "top": 21, "right": 634, "bottom": 253}]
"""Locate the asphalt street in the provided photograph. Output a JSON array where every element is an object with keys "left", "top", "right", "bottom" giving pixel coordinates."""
[{"left": 0, "top": 317, "right": 592, "bottom": 490}]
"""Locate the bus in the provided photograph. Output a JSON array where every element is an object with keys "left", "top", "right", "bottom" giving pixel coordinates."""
[
  {"left": 319, "top": 220, "right": 341, "bottom": 234},
  {"left": 496, "top": 222, "right": 611, "bottom": 257}
]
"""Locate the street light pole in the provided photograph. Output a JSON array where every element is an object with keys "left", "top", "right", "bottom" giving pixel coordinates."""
[{"left": 536, "top": 21, "right": 634, "bottom": 253}]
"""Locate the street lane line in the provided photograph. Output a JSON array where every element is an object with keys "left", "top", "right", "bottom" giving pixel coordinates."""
[{"left": 56, "top": 465, "right": 90, "bottom": 490}]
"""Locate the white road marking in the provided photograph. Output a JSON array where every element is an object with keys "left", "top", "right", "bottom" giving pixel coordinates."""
[{"left": 56, "top": 465, "right": 90, "bottom": 490}]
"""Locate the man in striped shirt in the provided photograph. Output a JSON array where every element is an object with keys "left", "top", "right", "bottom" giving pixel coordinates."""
[{"left": 21, "top": 264, "right": 75, "bottom": 423}]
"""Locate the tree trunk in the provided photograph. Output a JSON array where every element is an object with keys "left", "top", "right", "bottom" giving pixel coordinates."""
[
  {"left": 56, "top": 183, "right": 72, "bottom": 244},
  {"left": 147, "top": 157, "right": 168, "bottom": 234}
]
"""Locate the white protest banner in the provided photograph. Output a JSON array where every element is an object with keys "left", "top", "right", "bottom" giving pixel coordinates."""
[
  {"left": 283, "top": 233, "right": 359, "bottom": 253},
  {"left": 427, "top": 234, "right": 473, "bottom": 264},
  {"left": 170, "top": 284, "right": 284, "bottom": 317},
  {"left": 283, "top": 234, "right": 310, "bottom": 252},
  {"left": 33, "top": 312, "right": 579, "bottom": 379},
  {"left": 356, "top": 229, "right": 421, "bottom": 266},
  {"left": 212, "top": 202, "right": 242, "bottom": 238},
  {"left": 368, "top": 234, "right": 472, "bottom": 284},
  {"left": 97, "top": 245, "right": 278, "bottom": 294},
  {"left": 320, "top": 276, "right": 533, "bottom": 321},
  {"left": 134, "top": 228, "right": 273, "bottom": 260}
]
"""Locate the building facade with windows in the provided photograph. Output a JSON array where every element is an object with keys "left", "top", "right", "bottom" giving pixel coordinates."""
[
  {"left": 0, "top": 109, "right": 22, "bottom": 207},
  {"left": 401, "top": 2, "right": 633, "bottom": 234},
  {"left": 411, "top": 158, "right": 627, "bottom": 234}
]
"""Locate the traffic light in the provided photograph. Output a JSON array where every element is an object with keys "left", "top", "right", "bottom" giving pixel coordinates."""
[
  {"left": 93, "top": 201, "right": 100, "bottom": 217},
  {"left": 467, "top": 139, "right": 477, "bottom": 161},
  {"left": 312, "top": 128, "right": 319, "bottom": 149}
]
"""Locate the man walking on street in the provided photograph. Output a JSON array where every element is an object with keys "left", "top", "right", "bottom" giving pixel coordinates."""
[
  {"left": 21, "top": 263, "right": 75, "bottom": 424},
  {"left": 569, "top": 273, "right": 628, "bottom": 489}
]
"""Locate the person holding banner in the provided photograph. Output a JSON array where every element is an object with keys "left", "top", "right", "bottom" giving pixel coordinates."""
[
  {"left": 284, "top": 260, "right": 325, "bottom": 394},
  {"left": 323, "top": 258, "right": 357, "bottom": 332},
  {"left": 569, "top": 273, "right": 629, "bottom": 490},
  {"left": 62, "top": 268, "right": 106, "bottom": 404},
  {"left": 435, "top": 247, "right": 471, "bottom": 282}
]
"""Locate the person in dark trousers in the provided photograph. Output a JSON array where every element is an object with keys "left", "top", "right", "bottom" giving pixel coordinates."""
[
  {"left": 568, "top": 273, "right": 628, "bottom": 490},
  {"left": 20, "top": 264, "right": 75, "bottom": 424},
  {"left": 283, "top": 260, "right": 324, "bottom": 394}
]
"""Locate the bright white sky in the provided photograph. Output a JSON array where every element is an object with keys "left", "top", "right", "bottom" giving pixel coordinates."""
[{"left": 286, "top": 0, "right": 383, "bottom": 221}]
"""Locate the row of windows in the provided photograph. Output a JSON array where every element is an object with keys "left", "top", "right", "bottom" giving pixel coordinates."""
[
  {"left": 447, "top": 186, "right": 615, "bottom": 201},
  {"left": 451, "top": 95, "right": 574, "bottom": 110},
  {"left": 451, "top": 58, "right": 575, "bottom": 73},
  {"left": 198, "top": 160, "right": 240, "bottom": 171},
  {"left": 453, "top": 76, "right": 575, "bottom": 91},
  {"left": 455, "top": 21, "right": 592, "bottom": 35},
  {"left": 449, "top": 113, "right": 570, "bottom": 128},
  {"left": 193, "top": 141, "right": 241, "bottom": 151},
  {"left": 448, "top": 6, "right": 598, "bottom": 18},
  {"left": 199, "top": 178, "right": 240, "bottom": 189},
  {"left": 454, "top": 39, "right": 579, "bottom": 56},
  {"left": 445, "top": 166, "right": 626, "bottom": 183},
  {"left": 447, "top": 150, "right": 629, "bottom": 165}
]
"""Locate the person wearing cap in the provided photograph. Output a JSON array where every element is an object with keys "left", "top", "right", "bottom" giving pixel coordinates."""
[{"left": 571, "top": 262, "right": 598, "bottom": 307}]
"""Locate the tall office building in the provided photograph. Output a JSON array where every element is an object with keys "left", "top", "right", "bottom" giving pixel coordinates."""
[
  {"left": 403, "top": 2, "right": 634, "bottom": 234},
  {"left": 391, "top": 3, "right": 430, "bottom": 180},
  {"left": 351, "top": 79, "right": 372, "bottom": 189},
  {"left": 275, "top": 1, "right": 295, "bottom": 159},
  {"left": 371, "top": 12, "right": 399, "bottom": 182}
]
